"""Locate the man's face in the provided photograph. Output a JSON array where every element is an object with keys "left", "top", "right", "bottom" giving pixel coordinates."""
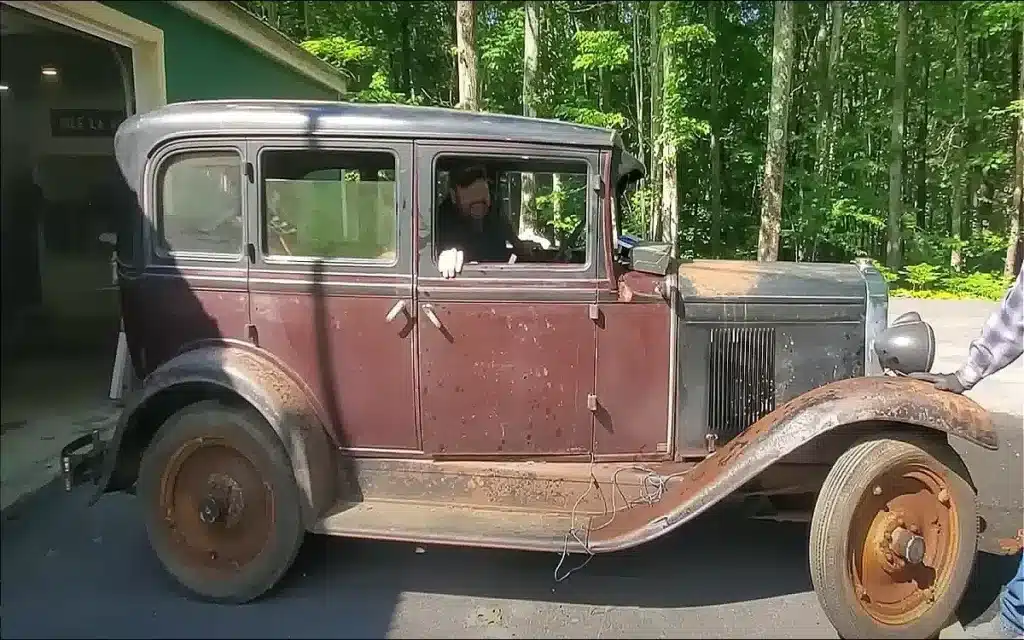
[{"left": 453, "top": 177, "right": 491, "bottom": 221}]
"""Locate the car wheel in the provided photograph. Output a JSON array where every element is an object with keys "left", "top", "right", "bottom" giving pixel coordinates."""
[
  {"left": 809, "top": 434, "right": 977, "bottom": 639},
  {"left": 138, "top": 399, "right": 305, "bottom": 603}
]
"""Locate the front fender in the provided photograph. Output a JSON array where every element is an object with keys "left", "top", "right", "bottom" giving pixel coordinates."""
[
  {"left": 91, "top": 344, "right": 335, "bottom": 526},
  {"left": 589, "top": 375, "right": 995, "bottom": 552}
]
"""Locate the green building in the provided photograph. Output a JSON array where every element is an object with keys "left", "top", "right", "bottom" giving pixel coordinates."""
[{"left": 0, "top": 0, "right": 346, "bottom": 381}]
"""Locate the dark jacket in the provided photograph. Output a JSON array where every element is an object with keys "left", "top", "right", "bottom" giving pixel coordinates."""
[{"left": 434, "top": 197, "right": 517, "bottom": 264}]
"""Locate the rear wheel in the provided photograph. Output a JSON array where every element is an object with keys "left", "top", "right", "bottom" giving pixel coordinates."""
[
  {"left": 810, "top": 435, "right": 977, "bottom": 639},
  {"left": 138, "top": 400, "right": 305, "bottom": 603}
]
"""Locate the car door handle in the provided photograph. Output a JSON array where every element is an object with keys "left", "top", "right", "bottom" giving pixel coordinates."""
[
  {"left": 385, "top": 299, "right": 407, "bottom": 323},
  {"left": 421, "top": 304, "right": 444, "bottom": 330}
]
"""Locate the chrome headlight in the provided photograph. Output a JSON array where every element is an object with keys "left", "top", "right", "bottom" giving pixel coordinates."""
[{"left": 873, "top": 311, "right": 937, "bottom": 375}]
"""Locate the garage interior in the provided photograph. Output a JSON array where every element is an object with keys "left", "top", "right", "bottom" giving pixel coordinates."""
[{"left": 0, "top": 4, "right": 128, "bottom": 468}]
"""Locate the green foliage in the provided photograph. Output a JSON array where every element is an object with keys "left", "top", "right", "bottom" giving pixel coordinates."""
[
  {"left": 882, "top": 261, "right": 1014, "bottom": 301},
  {"left": 238, "top": 0, "right": 1021, "bottom": 284},
  {"left": 554, "top": 105, "right": 626, "bottom": 129},
  {"left": 902, "top": 263, "right": 944, "bottom": 290},
  {"left": 300, "top": 36, "right": 374, "bottom": 78},
  {"left": 571, "top": 30, "right": 631, "bottom": 71}
]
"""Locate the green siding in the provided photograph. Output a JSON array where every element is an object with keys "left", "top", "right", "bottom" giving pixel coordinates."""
[{"left": 103, "top": 1, "right": 337, "bottom": 102}]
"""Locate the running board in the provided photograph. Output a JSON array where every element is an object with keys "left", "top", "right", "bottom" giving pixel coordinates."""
[
  {"left": 335, "top": 458, "right": 696, "bottom": 516},
  {"left": 313, "top": 500, "right": 588, "bottom": 553}
]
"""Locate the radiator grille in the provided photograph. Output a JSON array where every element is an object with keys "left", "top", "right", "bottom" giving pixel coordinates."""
[{"left": 707, "top": 326, "right": 777, "bottom": 439}]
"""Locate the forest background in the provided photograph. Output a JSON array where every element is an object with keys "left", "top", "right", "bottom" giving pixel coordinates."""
[{"left": 239, "top": 0, "right": 1024, "bottom": 300}]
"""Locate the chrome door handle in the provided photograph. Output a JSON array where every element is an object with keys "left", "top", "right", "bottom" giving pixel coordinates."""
[
  {"left": 385, "top": 299, "right": 407, "bottom": 323},
  {"left": 421, "top": 304, "right": 443, "bottom": 330}
]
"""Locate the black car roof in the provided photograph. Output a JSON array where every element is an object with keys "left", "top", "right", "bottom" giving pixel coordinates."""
[{"left": 114, "top": 100, "right": 636, "bottom": 193}]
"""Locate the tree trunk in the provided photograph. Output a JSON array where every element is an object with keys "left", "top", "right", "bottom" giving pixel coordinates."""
[
  {"left": 950, "top": 11, "right": 967, "bottom": 270},
  {"left": 708, "top": 1, "right": 722, "bottom": 256},
  {"left": 661, "top": 23, "right": 678, "bottom": 254},
  {"left": 648, "top": 1, "right": 663, "bottom": 240},
  {"left": 455, "top": 1, "right": 480, "bottom": 111},
  {"left": 886, "top": 1, "right": 909, "bottom": 269},
  {"left": 399, "top": 4, "right": 413, "bottom": 97},
  {"left": 1007, "top": 20, "right": 1024, "bottom": 278},
  {"left": 757, "top": 0, "right": 795, "bottom": 262},
  {"left": 264, "top": 0, "right": 278, "bottom": 28},
  {"left": 519, "top": 0, "right": 541, "bottom": 238},
  {"left": 914, "top": 42, "right": 930, "bottom": 230}
]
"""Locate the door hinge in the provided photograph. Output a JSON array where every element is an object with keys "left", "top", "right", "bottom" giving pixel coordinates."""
[
  {"left": 587, "top": 393, "right": 598, "bottom": 412},
  {"left": 245, "top": 162, "right": 255, "bottom": 183},
  {"left": 246, "top": 242, "right": 256, "bottom": 264},
  {"left": 245, "top": 323, "right": 259, "bottom": 346},
  {"left": 588, "top": 303, "right": 600, "bottom": 321}
]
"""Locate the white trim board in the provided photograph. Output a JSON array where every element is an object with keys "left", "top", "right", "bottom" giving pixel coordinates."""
[
  {"left": 2, "top": 0, "right": 168, "bottom": 114},
  {"left": 168, "top": 0, "right": 347, "bottom": 97}
]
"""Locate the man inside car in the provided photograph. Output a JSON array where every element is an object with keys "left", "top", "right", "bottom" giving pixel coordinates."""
[{"left": 435, "top": 163, "right": 537, "bottom": 278}]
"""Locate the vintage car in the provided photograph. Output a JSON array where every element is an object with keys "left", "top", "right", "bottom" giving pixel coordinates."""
[{"left": 61, "top": 99, "right": 997, "bottom": 639}]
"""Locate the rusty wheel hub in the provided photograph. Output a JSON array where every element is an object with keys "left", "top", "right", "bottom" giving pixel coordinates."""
[
  {"left": 849, "top": 463, "right": 959, "bottom": 625},
  {"left": 158, "top": 438, "right": 274, "bottom": 573}
]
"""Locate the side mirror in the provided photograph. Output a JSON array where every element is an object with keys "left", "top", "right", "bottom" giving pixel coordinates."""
[{"left": 873, "top": 311, "right": 936, "bottom": 375}]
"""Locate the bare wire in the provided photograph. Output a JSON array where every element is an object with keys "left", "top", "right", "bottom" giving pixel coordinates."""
[{"left": 553, "top": 460, "right": 691, "bottom": 582}]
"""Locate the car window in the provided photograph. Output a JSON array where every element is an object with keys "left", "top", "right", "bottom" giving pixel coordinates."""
[
  {"left": 156, "top": 150, "right": 243, "bottom": 256},
  {"left": 261, "top": 149, "right": 397, "bottom": 262},
  {"left": 433, "top": 154, "right": 589, "bottom": 267}
]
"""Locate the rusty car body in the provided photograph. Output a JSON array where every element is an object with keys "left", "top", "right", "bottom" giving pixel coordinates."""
[{"left": 61, "top": 100, "right": 998, "bottom": 639}]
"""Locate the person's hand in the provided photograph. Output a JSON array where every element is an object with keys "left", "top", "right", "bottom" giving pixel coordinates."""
[
  {"left": 438, "top": 248, "right": 464, "bottom": 279},
  {"left": 908, "top": 372, "right": 966, "bottom": 394}
]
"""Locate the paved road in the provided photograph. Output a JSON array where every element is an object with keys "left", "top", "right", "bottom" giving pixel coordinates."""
[{"left": 1, "top": 299, "right": 1021, "bottom": 639}]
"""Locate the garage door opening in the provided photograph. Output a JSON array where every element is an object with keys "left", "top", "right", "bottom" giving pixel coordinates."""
[{"left": 1, "top": 4, "right": 131, "bottom": 452}]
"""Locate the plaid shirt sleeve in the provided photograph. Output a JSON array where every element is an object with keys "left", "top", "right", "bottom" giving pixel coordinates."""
[{"left": 955, "top": 269, "right": 1024, "bottom": 390}]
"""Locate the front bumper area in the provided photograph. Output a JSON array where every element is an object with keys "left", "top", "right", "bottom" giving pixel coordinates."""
[{"left": 60, "top": 430, "right": 107, "bottom": 492}]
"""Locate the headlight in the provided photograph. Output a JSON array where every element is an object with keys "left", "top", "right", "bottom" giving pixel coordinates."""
[{"left": 873, "top": 311, "right": 937, "bottom": 375}]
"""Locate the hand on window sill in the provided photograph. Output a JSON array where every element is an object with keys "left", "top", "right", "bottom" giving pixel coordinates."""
[{"left": 439, "top": 248, "right": 464, "bottom": 279}]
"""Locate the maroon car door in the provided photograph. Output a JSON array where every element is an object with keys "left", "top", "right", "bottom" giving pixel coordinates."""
[
  {"left": 133, "top": 138, "right": 251, "bottom": 371},
  {"left": 414, "top": 142, "right": 600, "bottom": 457},
  {"left": 246, "top": 138, "right": 419, "bottom": 451}
]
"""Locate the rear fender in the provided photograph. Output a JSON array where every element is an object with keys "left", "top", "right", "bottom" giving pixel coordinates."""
[
  {"left": 92, "top": 344, "right": 335, "bottom": 526},
  {"left": 588, "top": 376, "right": 995, "bottom": 552}
]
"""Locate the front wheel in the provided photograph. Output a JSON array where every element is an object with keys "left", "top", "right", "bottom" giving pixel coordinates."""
[
  {"left": 810, "top": 435, "right": 978, "bottom": 639},
  {"left": 138, "top": 400, "right": 305, "bottom": 603}
]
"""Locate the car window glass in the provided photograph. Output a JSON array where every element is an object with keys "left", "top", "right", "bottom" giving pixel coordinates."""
[
  {"left": 157, "top": 150, "right": 243, "bottom": 255},
  {"left": 261, "top": 149, "right": 397, "bottom": 261},
  {"left": 433, "top": 155, "right": 589, "bottom": 267}
]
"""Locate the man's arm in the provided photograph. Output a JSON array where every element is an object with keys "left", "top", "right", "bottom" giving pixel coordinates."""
[{"left": 954, "top": 269, "right": 1024, "bottom": 390}]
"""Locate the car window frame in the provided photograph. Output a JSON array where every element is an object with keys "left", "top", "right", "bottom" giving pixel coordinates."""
[
  {"left": 251, "top": 138, "right": 408, "bottom": 271},
  {"left": 417, "top": 142, "right": 602, "bottom": 282},
  {"left": 253, "top": 143, "right": 401, "bottom": 268},
  {"left": 145, "top": 139, "right": 248, "bottom": 265}
]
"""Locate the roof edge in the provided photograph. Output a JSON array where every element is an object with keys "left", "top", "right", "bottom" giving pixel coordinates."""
[{"left": 167, "top": 0, "right": 346, "bottom": 96}]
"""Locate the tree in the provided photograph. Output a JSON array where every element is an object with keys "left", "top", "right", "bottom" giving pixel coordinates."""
[
  {"left": 708, "top": 0, "right": 722, "bottom": 256},
  {"left": 456, "top": 0, "right": 480, "bottom": 110},
  {"left": 520, "top": 1, "right": 541, "bottom": 238},
  {"left": 237, "top": 0, "right": 1022, "bottom": 296},
  {"left": 1009, "top": 19, "right": 1024, "bottom": 277},
  {"left": 757, "top": 0, "right": 795, "bottom": 262},
  {"left": 886, "top": 1, "right": 909, "bottom": 268}
]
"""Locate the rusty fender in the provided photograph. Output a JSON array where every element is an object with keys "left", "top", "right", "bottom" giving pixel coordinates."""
[
  {"left": 586, "top": 375, "right": 996, "bottom": 553},
  {"left": 91, "top": 344, "right": 335, "bottom": 527}
]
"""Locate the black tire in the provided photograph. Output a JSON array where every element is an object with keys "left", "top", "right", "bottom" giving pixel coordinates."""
[
  {"left": 810, "top": 434, "right": 977, "bottom": 639},
  {"left": 137, "top": 399, "right": 305, "bottom": 604}
]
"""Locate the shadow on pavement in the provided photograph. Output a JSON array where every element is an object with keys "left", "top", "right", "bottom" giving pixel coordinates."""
[{"left": 1, "top": 479, "right": 1018, "bottom": 639}]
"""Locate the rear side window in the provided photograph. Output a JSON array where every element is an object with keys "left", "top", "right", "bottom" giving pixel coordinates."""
[
  {"left": 156, "top": 150, "right": 244, "bottom": 256},
  {"left": 260, "top": 149, "right": 398, "bottom": 262}
]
